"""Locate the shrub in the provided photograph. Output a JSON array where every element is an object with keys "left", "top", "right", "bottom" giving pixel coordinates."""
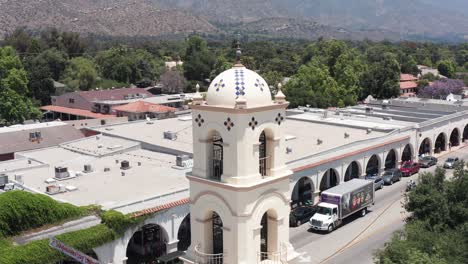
[{"left": 0, "top": 191, "right": 86, "bottom": 237}]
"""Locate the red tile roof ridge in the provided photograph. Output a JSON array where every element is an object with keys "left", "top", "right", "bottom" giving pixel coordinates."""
[{"left": 130, "top": 198, "right": 190, "bottom": 218}]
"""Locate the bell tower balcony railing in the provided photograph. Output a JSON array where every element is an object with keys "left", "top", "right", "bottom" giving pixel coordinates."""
[
  {"left": 257, "top": 243, "right": 288, "bottom": 264},
  {"left": 194, "top": 244, "right": 224, "bottom": 264}
]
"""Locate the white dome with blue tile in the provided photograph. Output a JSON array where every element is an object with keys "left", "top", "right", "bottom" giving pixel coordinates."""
[{"left": 206, "top": 66, "right": 272, "bottom": 108}]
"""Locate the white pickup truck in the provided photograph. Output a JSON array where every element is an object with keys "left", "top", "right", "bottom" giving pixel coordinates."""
[{"left": 309, "top": 179, "right": 374, "bottom": 233}]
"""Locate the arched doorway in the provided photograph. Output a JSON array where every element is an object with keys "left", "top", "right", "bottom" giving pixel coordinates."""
[
  {"left": 401, "top": 144, "right": 412, "bottom": 162},
  {"left": 320, "top": 169, "right": 339, "bottom": 192},
  {"left": 259, "top": 131, "right": 267, "bottom": 176},
  {"left": 463, "top": 125, "right": 468, "bottom": 142},
  {"left": 259, "top": 210, "right": 279, "bottom": 261},
  {"left": 126, "top": 224, "right": 168, "bottom": 264},
  {"left": 434, "top": 133, "right": 446, "bottom": 153},
  {"left": 344, "top": 161, "right": 360, "bottom": 182},
  {"left": 419, "top": 138, "right": 431, "bottom": 156},
  {"left": 291, "top": 177, "right": 314, "bottom": 207},
  {"left": 177, "top": 214, "right": 191, "bottom": 251},
  {"left": 366, "top": 155, "right": 380, "bottom": 176},
  {"left": 211, "top": 132, "right": 223, "bottom": 181},
  {"left": 384, "top": 149, "right": 397, "bottom": 170},
  {"left": 211, "top": 212, "right": 223, "bottom": 255},
  {"left": 449, "top": 128, "right": 460, "bottom": 148}
]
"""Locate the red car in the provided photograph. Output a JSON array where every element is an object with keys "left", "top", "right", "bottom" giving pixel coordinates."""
[{"left": 400, "top": 161, "right": 420, "bottom": 176}]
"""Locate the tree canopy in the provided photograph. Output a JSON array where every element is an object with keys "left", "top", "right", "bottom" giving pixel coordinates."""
[{"left": 376, "top": 164, "right": 468, "bottom": 264}]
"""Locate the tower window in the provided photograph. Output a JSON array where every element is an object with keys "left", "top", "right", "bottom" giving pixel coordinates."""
[
  {"left": 259, "top": 131, "right": 267, "bottom": 176},
  {"left": 211, "top": 134, "right": 223, "bottom": 181}
]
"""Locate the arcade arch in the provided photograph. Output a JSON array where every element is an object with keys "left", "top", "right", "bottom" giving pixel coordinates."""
[
  {"left": 344, "top": 161, "right": 360, "bottom": 182},
  {"left": 291, "top": 177, "right": 314, "bottom": 206},
  {"left": 419, "top": 138, "right": 431, "bottom": 156},
  {"left": 463, "top": 125, "right": 468, "bottom": 142},
  {"left": 177, "top": 214, "right": 191, "bottom": 251},
  {"left": 366, "top": 154, "right": 380, "bottom": 176},
  {"left": 449, "top": 128, "right": 460, "bottom": 148},
  {"left": 384, "top": 149, "right": 397, "bottom": 170},
  {"left": 126, "top": 223, "right": 169, "bottom": 264},
  {"left": 320, "top": 168, "right": 339, "bottom": 192},
  {"left": 259, "top": 209, "right": 279, "bottom": 261},
  {"left": 434, "top": 133, "right": 447, "bottom": 153},
  {"left": 401, "top": 144, "right": 413, "bottom": 162}
]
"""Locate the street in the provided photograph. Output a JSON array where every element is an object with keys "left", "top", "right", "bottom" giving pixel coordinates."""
[{"left": 290, "top": 146, "right": 468, "bottom": 264}]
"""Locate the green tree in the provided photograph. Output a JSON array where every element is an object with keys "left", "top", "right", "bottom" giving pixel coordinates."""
[
  {"left": 284, "top": 60, "right": 340, "bottom": 108},
  {"left": 33, "top": 48, "right": 68, "bottom": 81},
  {"left": 0, "top": 47, "right": 40, "bottom": 125},
  {"left": 210, "top": 56, "right": 233, "bottom": 80},
  {"left": 437, "top": 60, "right": 456, "bottom": 78},
  {"left": 362, "top": 50, "right": 400, "bottom": 99},
  {"left": 0, "top": 68, "right": 29, "bottom": 95},
  {"left": 400, "top": 55, "right": 420, "bottom": 76},
  {"left": 183, "top": 36, "right": 214, "bottom": 81},
  {"left": 28, "top": 65, "right": 55, "bottom": 105},
  {"left": 61, "top": 57, "right": 98, "bottom": 91}
]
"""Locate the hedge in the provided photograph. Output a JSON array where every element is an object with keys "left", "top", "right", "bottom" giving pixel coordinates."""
[
  {"left": 0, "top": 224, "right": 116, "bottom": 264},
  {"left": 0, "top": 191, "right": 87, "bottom": 237},
  {"left": 0, "top": 209, "right": 142, "bottom": 264}
]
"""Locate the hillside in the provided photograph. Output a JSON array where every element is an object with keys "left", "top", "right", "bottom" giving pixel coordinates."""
[
  {"left": 0, "top": 0, "right": 467, "bottom": 41},
  {"left": 155, "top": 0, "right": 468, "bottom": 40},
  {"left": 0, "top": 0, "right": 217, "bottom": 38}
]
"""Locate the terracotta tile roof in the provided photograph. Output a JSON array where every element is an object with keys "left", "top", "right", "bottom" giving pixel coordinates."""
[
  {"left": 130, "top": 198, "right": 189, "bottom": 218},
  {"left": 400, "top": 74, "right": 418, "bottom": 82},
  {"left": 400, "top": 81, "right": 418, "bottom": 89},
  {"left": 78, "top": 88, "right": 153, "bottom": 102},
  {"left": 41, "top": 105, "right": 115, "bottom": 119},
  {"left": 113, "top": 101, "right": 177, "bottom": 114}
]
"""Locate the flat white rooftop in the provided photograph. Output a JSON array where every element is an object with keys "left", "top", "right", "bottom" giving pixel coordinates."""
[
  {"left": 2, "top": 136, "right": 190, "bottom": 213},
  {"left": 93, "top": 113, "right": 390, "bottom": 163}
]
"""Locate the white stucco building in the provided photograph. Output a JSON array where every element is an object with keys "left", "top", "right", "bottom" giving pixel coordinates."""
[{"left": 181, "top": 59, "right": 297, "bottom": 263}]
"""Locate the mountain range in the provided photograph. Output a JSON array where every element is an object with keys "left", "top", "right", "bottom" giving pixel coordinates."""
[{"left": 0, "top": 0, "right": 467, "bottom": 41}]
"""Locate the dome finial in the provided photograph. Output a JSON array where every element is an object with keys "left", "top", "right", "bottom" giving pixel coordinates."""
[
  {"left": 275, "top": 82, "right": 286, "bottom": 104},
  {"left": 193, "top": 83, "right": 203, "bottom": 105},
  {"left": 235, "top": 33, "right": 243, "bottom": 67}
]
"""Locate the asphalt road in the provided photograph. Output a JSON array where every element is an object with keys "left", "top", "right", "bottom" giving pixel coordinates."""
[{"left": 290, "top": 146, "right": 468, "bottom": 264}]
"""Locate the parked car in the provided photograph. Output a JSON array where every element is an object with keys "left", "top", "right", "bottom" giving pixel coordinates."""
[
  {"left": 366, "top": 175, "right": 384, "bottom": 190},
  {"left": 443, "top": 157, "right": 459, "bottom": 169},
  {"left": 400, "top": 161, "right": 420, "bottom": 176},
  {"left": 382, "top": 169, "right": 402, "bottom": 185},
  {"left": 419, "top": 156, "right": 438, "bottom": 168},
  {"left": 290, "top": 206, "right": 317, "bottom": 227}
]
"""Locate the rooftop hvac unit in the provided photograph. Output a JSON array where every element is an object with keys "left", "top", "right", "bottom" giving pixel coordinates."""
[
  {"left": 176, "top": 155, "right": 190, "bottom": 167},
  {"left": 54, "top": 166, "right": 70, "bottom": 179},
  {"left": 14, "top": 174, "right": 23, "bottom": 184},
  {"left": 83, "top": 164, "right": 93, "bottom": 173},
  {"left": 0, "top": 174, "right": 8, "bottom": 187},
  {"left": 367, "top": 128, "right": 373, "bottom": 134},
  {"left": 121, "top": 171, "right": 126, "bottom": 176},
  {"left": 164, "top": 131, "right": 177, "bottom": 140},
  {"left": 286, "top": 147, "right": 293, "bottom": 154},
  {"left": 120, "top": 160, "right": 130, "bottom": 170},
  {"left": 104, "top": 167, "right": 110, "bottom": 172},
  {"left": 46, "top": 185, "right": 66, "bottom": 195},
  {"left": 365, "top": 107, "right": 373, "bottom": 114}
]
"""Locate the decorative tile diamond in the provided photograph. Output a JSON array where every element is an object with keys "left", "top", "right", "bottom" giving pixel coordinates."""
[
  {"left": 249, "top": 117, "right": 258, "bottom": 130},
  {"left": 275, "top": 113, "right": 284, "bottom": 125},
  {"left": 194, "top": 114, "right": 205, "bottom": 127},
  {"left": 234, "top": 69, "right": 246, "bottom": 97},
  {"left": 224, "top": 117, "right": 235, "bottom": 131},
  {"left": 254, "top": 78, "right": 266, "bottom": 92},
  {"left": 214, "top": 79, "right": 225, "bottom": 92}
]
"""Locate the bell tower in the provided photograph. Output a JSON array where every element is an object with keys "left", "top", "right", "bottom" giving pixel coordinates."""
[{"left": 182, "top": 53, "right": 296, "bottom": 264}]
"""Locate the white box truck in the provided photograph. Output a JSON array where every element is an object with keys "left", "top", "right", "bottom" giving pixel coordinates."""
[{"left": 309, "top": 179, "right": 374, "bottom": 233}]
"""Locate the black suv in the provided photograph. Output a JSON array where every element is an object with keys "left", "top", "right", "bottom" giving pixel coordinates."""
[{"left": 290, "top": 206, "right": 317, "bottom": 227}]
